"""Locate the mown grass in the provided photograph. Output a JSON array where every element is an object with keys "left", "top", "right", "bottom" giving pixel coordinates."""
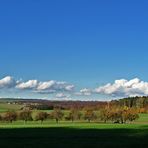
[
  {"left": 0, "top": 111, "right": 147, "bottom": 148},
  {"left": 0, "top": 103, "right": 148, "bottom": 147},
  {"left": 0, "top": 123, "right": 147, "bottom": 148},
  {"left": 137, "top": 113, "right": 148, "bottom": 121}
]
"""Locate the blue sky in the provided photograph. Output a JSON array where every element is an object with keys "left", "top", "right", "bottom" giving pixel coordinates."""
[{"left": 0, "top": 0, "right": 148, "bottom": 100}]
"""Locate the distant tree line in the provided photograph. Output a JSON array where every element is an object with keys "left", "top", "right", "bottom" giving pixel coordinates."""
[
  {"left": 17, "top": 100, "right": 108, "bottom": 110},
  {"left": 111, "top": 96, "right": 148, "bottom": 108},
  {"left": 16, "top": 96, "right": 148, "bottom": 112}
]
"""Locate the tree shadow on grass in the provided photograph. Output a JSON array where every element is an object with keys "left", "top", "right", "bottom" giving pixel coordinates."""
[{"left": 0, "top": 126, "right": 148, "bottom": 148}]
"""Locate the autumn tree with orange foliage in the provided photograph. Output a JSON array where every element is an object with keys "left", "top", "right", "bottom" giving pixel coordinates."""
[{"left": 84, "top": 108, "right": 97, "bottom": 122}]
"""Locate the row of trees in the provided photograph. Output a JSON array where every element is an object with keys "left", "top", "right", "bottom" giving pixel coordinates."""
[
  {"left": 0, "top": 110, "right": 33, "bottom": 123},
  {"left": 100, "top": 107, "right": 139, "bottom": 124},
  {"left": 0, "top": 107, "right": 139, "bottom": 124}
]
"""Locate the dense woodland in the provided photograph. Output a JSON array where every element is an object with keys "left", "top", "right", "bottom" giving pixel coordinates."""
[{"left": 111, "top": 96, "right": 148, "bottom": 108}]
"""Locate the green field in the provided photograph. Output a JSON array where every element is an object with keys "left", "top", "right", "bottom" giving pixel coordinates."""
[
  {"left": 0, "top": 123, "right": 147, "bottom": 148},
  {"left": 0, "top": 103, "right": 23, "bottom": 112},
  {"left": 0, "top": 114, "right": 148, "bottom": 148},
  {"left": 0, "top": 103, "right": 148, "bottom": 148}
]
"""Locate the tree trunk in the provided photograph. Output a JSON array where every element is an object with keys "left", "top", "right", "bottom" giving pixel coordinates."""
[
  {"left": 56, "top": 119, "right": 58, "bottom": 124},
  {"left": 24, "top": 120, "right": 27, "bottom": 124},
  {"left": 41, "top": 120, "right": 43, "bottom": 124}
]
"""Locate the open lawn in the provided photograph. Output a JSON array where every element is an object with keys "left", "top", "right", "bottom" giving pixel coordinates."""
[
  {"left": 0, "top": 123, "right": 147, "bottom": 148},
  {"left": 0, "top": 123, "right": 148, "bottom": 148},
  {"left": 0, "top": 103, "right": 147, "bottom": 148}
]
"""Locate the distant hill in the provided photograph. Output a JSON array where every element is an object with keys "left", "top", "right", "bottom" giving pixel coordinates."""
[{"left": 0, "top": 96, "right": 148, "bottom": 110}]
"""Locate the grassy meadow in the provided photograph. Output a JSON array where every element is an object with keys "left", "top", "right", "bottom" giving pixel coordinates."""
[
  {"left": 0, "top": 102, "right": 147, "bottom": 148},
  {"left": 0, "top": 123, "right": 147, "bottom": 148}
]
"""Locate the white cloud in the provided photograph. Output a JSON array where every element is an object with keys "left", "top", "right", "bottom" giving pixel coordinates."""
[
  {"left": 15, "top": 77, "right": 75, "bottom": 94},
  {"left": 76, "top": 88, "right": 92, "bottom": 96},
  {"left": 36, "top": 81, "right": 74, "bottom": 93},
  {"left": 1, "top": 76, "right": 148, "bottom": 99},
  {"left": 65, "top": 85, "right": 75, "bottom": 91},
  {"left": 16, "top": 80, "right": 38, "bottom": 89},
  {"left": 0, "top": 76, "right": 16, "bottom": 88},
  {"left": 55, "top": 93, "right": 70, "bottom": 98},
  {"left": 37, "top": 80, "right": 56, "bottom": 90},
  {"left": 95, "top": 78, "right": 148, "bottom": 97}
]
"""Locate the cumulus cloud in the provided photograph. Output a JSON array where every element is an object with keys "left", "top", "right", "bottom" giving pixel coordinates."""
[
  {"left": 64, "top": 85, "right": 75, "bottom": 91},
  {"left": 0, "top": 76, "right": 16, "bottom": 88},
  {"left": 16, "top": 80, "right": 38, "bottom": 89},
  {"left": 55, "top": 93, "right": 70, "bottom": 98},
  {"left": 36, "top": 81, "right": 74, "bottom": 93},
  {"left": 1, "top": 76, "right": 148, "bottom": 99},
  {"left": 0, "top": 76, "right": 75, "bottom": 95},
  {"left": 37, "top": 81, "right": 56, "bottom": 91},
  {"left": 76, "top": 88, "right": 92, "bottom": 96},
  {"left": 95, "top": 78, "right": 148, "bottom": 97},
  {"left": 15, "top": 78, "right": 75, "bottom": 94}
]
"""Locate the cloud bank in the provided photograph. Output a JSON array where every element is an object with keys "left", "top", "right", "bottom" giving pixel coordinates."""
[
  {"left": 0, "top": 76, "right": 148, "bottom": 99},
  {"left": 0, "top": 76, "right": 74, "bottom": 94},
  {"left": 95, "top": 78, "right": 148, "bottom": 97}
]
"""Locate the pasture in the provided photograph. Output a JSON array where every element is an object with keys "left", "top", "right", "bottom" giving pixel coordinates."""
[
  {"left": 0, "top": 123, "right": 147, "bottom": 148},
  {"left": 0, "top": 102, "right": 148, "bottom": 148}
]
